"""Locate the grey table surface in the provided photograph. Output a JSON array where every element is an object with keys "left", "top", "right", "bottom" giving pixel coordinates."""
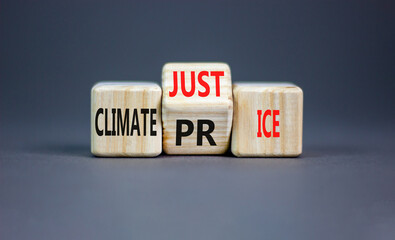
[{"left": 0, "top": 119, "right": 394, "bottom": 240}]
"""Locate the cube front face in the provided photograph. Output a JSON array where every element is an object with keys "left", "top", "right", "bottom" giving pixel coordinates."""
[
  {"left": 232, "top": 83, "right": 303, "bottom": 157},
  {"left": 91, "top": 82, "right": 162, "bottom": 157},
  {"left": 162, "top": 63, "right": 233, "bottom": 154}
]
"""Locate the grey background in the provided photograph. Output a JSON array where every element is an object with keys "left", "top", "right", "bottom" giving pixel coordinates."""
[{"left": 0, "top": 0, "right": 394, "bottom": 239}]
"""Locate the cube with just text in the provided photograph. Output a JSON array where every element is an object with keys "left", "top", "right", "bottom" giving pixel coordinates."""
[
  {"left": 232, "top": 83, "right": 303, "bottom": 157},
  {"left": 91, "top": 82, "right": 162, "bottom": 157},
  {"left": 162, "top": 63, "right": 233, "bottom": 154}
]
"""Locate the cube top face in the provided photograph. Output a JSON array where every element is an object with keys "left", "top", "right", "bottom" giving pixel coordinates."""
[
  {"left": 91, "top": 82, "right": 162, "bottom": 157},
  {"left": 233, "top": 82, "right": 298, "bottom": 89},
  {"left": 92, "top": 81, "right": 160, "bottom": 92},
  {"left": 162, "top": 62, "right": 233, "bottom": 155},
  {"left": 232, "top": 82, "right": 303, "bottom": 157}
]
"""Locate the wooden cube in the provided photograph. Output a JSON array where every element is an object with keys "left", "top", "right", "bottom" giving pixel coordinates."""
[
  {"left": 91, "top": 82, "right": 162, "bottom": 157},
  {"left": 162, "top": 62, "right": 233, "bottom": 154},
  {"left": 232, "top": 83, "right": 303, "bottom": 157}
]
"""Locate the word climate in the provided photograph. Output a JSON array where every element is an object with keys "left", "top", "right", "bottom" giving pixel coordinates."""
[{"left": 95, "top": 108, "right": 158, "bottom": 136}]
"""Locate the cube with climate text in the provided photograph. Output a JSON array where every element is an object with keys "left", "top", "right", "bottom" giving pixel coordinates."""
[
  {"left": 91, "top": 82, "right": 162, "bottom": 157},
  {"left": 231, "top": 82, "right": 303, "bottom": 157},
  {"left": 162, "top": 63, "right": 233, "bottom": 154}
]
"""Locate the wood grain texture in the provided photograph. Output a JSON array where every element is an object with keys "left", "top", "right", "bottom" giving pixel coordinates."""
[
  {"left": 162, "top": 63, "right": 233, "bottom": 154},
  {"left": 91, "top": 82, "right": 162, "bottom": 157},
  {"left": 231, "top": 83, "right": 303, "bottom": 157}
]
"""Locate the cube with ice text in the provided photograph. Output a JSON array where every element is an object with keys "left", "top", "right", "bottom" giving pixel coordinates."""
[{"left": 231, "top": 83, "right": 303, "bottom": 157}]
